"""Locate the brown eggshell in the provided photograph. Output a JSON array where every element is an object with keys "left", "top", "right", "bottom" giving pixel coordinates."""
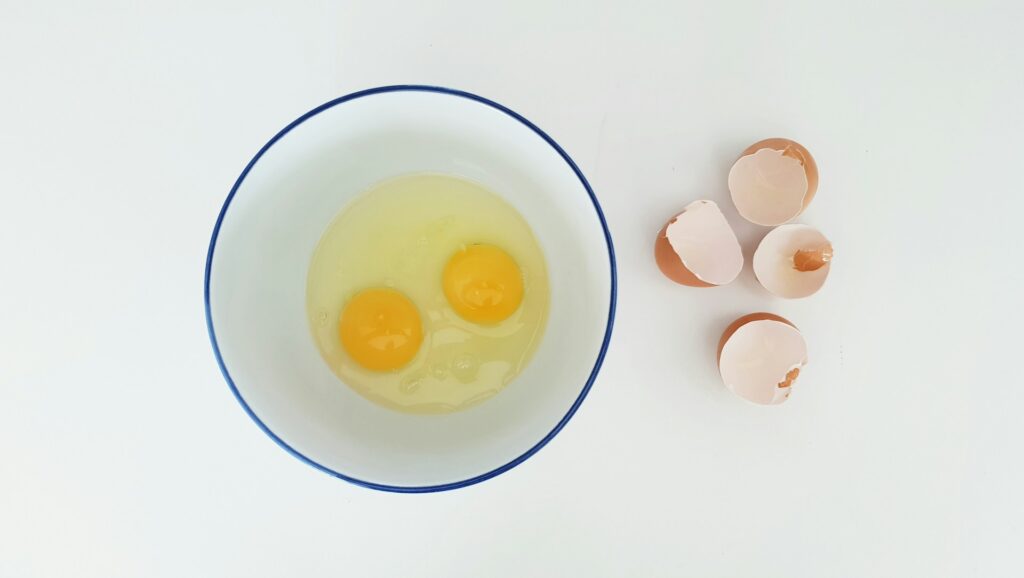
[
  {"left": 752, "top": 224, "right": 833, "bottom": 298},
  {"left": 740, "top": 138, "right": 819, "bottom": 212},
  {"left": 654, "top": 221, "right": 714, "bottom": 288},
  {"left": 716, "top": 312, "right": 797, "bottom": 364},
  {"left": 717, "top": 312, "right": 808, "bottom": 404}
]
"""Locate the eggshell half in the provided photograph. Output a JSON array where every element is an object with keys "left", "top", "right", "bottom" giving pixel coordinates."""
[
  {"left": 753, "top": 224, "right": 833, "bottom": 298},
  {"left": 728, "top": 138, "right": 818, "bottom": 226},
  {"left": 654, "top": 200, "right": 743, "bottom": 287},
  {"left": 718, "top": 313, "right": 808, "bottom": 405}
]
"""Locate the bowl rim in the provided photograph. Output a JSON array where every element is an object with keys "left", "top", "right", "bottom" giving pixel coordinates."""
[{"left": 204, "top": 85, "right": 617, "bottom": 492}]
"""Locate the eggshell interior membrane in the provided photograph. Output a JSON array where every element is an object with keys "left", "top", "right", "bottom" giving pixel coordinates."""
[
  {"left": 728, "top": 138, "right": 818, "bottom": 226},
  {"left": 753, "top": 224, "right": 832, "bottom": 299},
  {"left": 653, "top": 200, "right": 743, "bottom": 287},
  {"left": 718, "top": 313, "right": 808, "bottom": 405}
]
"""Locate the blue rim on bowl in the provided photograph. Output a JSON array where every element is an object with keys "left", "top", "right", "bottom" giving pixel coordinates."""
[{"left": 204, "top": 85, "right": 617, "bottom": 492}]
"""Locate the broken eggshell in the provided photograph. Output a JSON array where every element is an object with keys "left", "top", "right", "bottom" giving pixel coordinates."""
[
  {"left": 717, "top": 313, "right": 808, "bottom": 405},
  {"left": 728, "top": 138, "right": 818, "bottom": 226},
  {"left": 753, "top": 224, "right": 833, "bottom": 298},
  {"left": 654, "top": 200, "right": 743, "bottom": 287}
]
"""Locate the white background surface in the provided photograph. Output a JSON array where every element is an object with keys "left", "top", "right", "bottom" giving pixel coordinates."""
[{"left": 2, "top": 1, "right": 1022, "bottom": 576}]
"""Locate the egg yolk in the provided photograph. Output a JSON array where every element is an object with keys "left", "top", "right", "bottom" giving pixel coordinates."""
[
  {"left": 339, "top": 288, "right": 423, "bottom": 371},
  {"left": 443, "top": 244, "right": 524, "bottom": 324}
]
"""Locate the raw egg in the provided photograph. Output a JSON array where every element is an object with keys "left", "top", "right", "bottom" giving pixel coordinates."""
[
  {"left": 443, "top": 244, "right": 524, "bottom": 324},
  {"left": 307, "top": 173, "right": 549, "bottom": 414},
  {"left": 718, "top": 313, "right": 808, "bottom": 405},
  {"left": 728, "top": 138, "right": 818, "bottom": 226},
  {"left": 339, "top": 288, "right": 423, "bottom": 371},
  {"left": 654, "top": 200, "right": 743, "bottom": 287}
]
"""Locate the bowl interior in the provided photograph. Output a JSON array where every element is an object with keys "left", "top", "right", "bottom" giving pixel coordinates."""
[{"left": 207, "top": 88, "right": 614, "bottom": 489}]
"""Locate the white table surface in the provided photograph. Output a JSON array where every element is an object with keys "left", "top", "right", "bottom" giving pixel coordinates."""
[{"left": 3, "top": 1, "right": 1022, "bottom": 576}]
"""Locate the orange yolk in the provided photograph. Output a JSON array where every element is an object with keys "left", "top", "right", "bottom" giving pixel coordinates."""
[
  {"left": 339, "top": 288, "right": 423, "bottom": 371},
  {"left": 442, "top": 244, "right": 524, "bottom": 324}
]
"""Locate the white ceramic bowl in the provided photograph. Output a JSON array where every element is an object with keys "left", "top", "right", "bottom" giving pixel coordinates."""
[{"left": 205, "top": 86, "right": 616, "bottom": 492}]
